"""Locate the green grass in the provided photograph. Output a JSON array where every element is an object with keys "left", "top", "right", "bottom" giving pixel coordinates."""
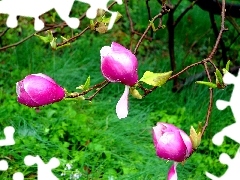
[{"left": 0, "top": 34, "right": 237, "bottom": 179}]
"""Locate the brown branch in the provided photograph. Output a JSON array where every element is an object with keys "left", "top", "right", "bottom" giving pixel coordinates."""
[
  {"left": 209, "top": 11, "right": 227, "bottom": 65},
  {"left": 168, "top": 61, "right": 203, "bottom": 80},
  {"left": 0, "top": 33, "right": 36, "bottom": 51},
  {"left": 56, "top": 26, "right": 90, "bottom": 47},
  {"left": 0, "top": 28, "right": 9, "bottom": 37},
  {"left": 133, "top": 6, "right": 170, "bottom": 55},
  {"left": 200, "top": 0, "right": 226, "bottom": 137},
  {"left": 141, "top": 0, "right": 226, "bottom": 98},
  {"left": 66, "top": 80, "right": 109, "bottom": 98},
  {"left": 125, "top": 0, "right": 134, "bottom": 32},
  {"left": 124, "top": 0, "right": 152, "bottom": 50},
  {"left": 200, "top": 62, "right": 213, "bottom": 137},
  {"left": 208, "top": 0, "right": 227, "bottom": 59},
  {"left": 85, "top": 81, "right": 110, "bottom": 101}
]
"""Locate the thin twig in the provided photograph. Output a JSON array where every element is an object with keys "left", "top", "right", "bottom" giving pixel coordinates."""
[
  {"left": 56, "top": 26, "right": 90, "bottom": 47},
  {"left": 134, "top": 12, "right": 163, "bottom": 54},
  {"left": 208, "top": 0, "right": 227, "bottom": 59},
  {"left": 0, "top": 28, "right": 9, "bottom": 37},
  {"left": 85, "top": 81, "right": 110, "bottom": 101},
  {"left": 141, "top": 0, "right": 226, "bottom": 98},
  {"left": 201, "top": 62, "right": 213, "bottom": 137},
  {"left": 124, "top": 0, "right": 152, "bottom": 50},
  {"left": 125, "top": 0, "right": 134, "bottom": 32},
  {"left": 168, "top": 61, "right": 203, "bottom": 80},
  {"left": 66, "top": 80, "right": 109, "bottom": 98},
  {"left": 0, "top": 33, "right": 36, "bottom": 51}
]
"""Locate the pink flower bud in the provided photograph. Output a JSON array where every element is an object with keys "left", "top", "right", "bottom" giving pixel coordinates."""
[
  {"left": 100, "top": 42, "right": 138, "bottom": 119},
  {"left": 152, "top": 122, "right": 193, "bottom": 162},
  {"left": 16, "top": 73, "right": 65, "bottom": 107},
  {"left": 100, "top": 42, "right": 138, "bottom": 86}
]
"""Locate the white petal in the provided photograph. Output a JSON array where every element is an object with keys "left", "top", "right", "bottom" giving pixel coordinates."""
[
  {"left": 116, "top": 85, "right": 130, "bottom": 119},
  {"left": 100, "top": 46, "right": 112, "bottom": 59},
  {"left": 168, "top": 162, "right": 178, "bottom": 180}
]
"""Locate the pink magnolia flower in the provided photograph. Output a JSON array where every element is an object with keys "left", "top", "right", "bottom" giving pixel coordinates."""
[
  {"left": 100, "top": 42, "right": 138, "bottom": 119},
  {"left": 153, "top": 122, "right": 193, "bottom": 180},
  {"left": 16, "top": 73, "right": 65, "bottom": 107}
]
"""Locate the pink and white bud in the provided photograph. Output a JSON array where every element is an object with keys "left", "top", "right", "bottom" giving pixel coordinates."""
[
  {"left": 100, "top": 42, "right": 138, "bottom": 119},
  {"left": 16, "top": 73, "right": 65, "bottom": 107},
  {"left": 152, "top": 122, "right": 193, "bottom": 162},
  {"left": 100, "top": 42, "right": 138, "bottom": 86}
]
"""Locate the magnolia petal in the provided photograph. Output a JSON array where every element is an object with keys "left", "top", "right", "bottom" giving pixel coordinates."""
[
  {"left": 100, "top": 42, "right": 138, "bottom": 86},
  {"left": 179, "top": 130, "right": 193, "bottom": 157},
  {"left": 16, "top": 74, "right": 65, "bottom": 107},
  {"left": 116, "top": 85, "right": 130, "bottom": 119},
  {"left": 16, "top": 81, "right": 39, "bottom": 107},
  {"left": 153, "top": 123, "right": 187, "bottom": 162},
  {"left": 152, "top": 122, "right": 193, "bottom": 162},
  {"left": 168, "top": 162, "right": 178, "bottom": 180}
]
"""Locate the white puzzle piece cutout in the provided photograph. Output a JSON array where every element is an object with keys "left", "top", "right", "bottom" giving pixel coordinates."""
[
  {"left": 12, "top": 155, "right": 60, "bottom": 180},
  {"left": 206, "top": 69, "right": 240, "bottom": 179},
  {"left": 24, "top": 155, "right": 60, "bottom": 180},
  {"left": 0, "top": 159, "right": 8, "bottom": 171},
  {"left": 213, "top": 71, "right": 240, "bottom": 145},
  {"left": 0, "top": 0, "right": 122, "bottom": 31},
  {"left": 206, "top": 148, "right": 240, "bottom": 180},
  {"left": 0, "top": 126, "right": 15, "bottom": 171},
  {"left": 80, "top": 0, "right": 122, "bottom": 30},
  {"left": 0, "top": 126, "right": 15, "bottom": 147}
]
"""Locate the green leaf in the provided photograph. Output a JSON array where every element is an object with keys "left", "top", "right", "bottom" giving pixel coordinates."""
[
  {"left": 101, "top": 12, "right": 122, "bottom": 24},
  {"left": 196, "top": 81, "right": 217, "bottom": 88},
  {"left": 149, "top": 20, "right": 157, "bottom": 31},
  {"left": 215, "top": 69, "right": 223, "bottom": 85},
  {"left": 90, "top": 20, "right": 95, "bottom": 30},
  {"left": 225, "top": 60, "right": 231, "bottom": 71},
  {"left": 76, "top": 76, "right": 91, "bottom": 91},
  {"left": 139, "top": 71, "right": 172, "bottom": 86},
  {"left": 34, "top": 30, "right": 54, "bottom": 43},
  {"left": 83, "top": 76, "right": 91, "bottom": 90},
  {"left": 190, "top": 126, "right": 201, "bottom": 150},
  {"left": 130, "top": 88, "right": 142, "bottom": 99},
  {"left": 223, "top": 60, "right": 231, "bottom": 74},
  {"left": 50, "top": 37, "right": 57, "bottom": 50},
  {"left": 215, "top": 69, "right": 225, "bottom": 89}
]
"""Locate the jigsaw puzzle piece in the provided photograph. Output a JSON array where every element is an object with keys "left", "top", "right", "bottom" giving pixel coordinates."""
[
  {"left": 79, "top": 0, "right": 122, "bottom": 30},
  {"left": 0, "top": 126, "right": 15, "bottom": 147},
  {"left": 206, "top": 148, "right": 240, "bottom": 179},
  {"left": 24, "top": 155, "right": 60, "bottom": 180},
  {"left": 54, "top": 0, "right": 80, "bottom": 29},
  {"left": 212, "top": 122, "right": 240, "bottom": 145},
  {"left": 13, "top": 172, "right": 24, "bottom": 180},
  {"left": 0, "top": 160, "right": 8, "bottom": 171}
]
